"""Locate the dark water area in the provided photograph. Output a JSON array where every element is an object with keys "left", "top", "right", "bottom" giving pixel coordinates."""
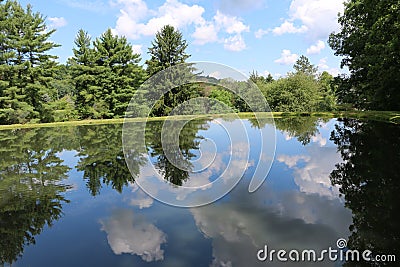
[{"left": 0, "top": 117, "right": 399, "bottom": 266}]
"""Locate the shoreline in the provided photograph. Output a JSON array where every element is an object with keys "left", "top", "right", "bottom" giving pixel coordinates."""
[{"left": 0, "top": 111, "right": 399, "bottom": 130}]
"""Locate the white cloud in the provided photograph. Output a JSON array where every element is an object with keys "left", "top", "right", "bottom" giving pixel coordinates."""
[
  {"left": 214, "top": 11, "right": 249, "bottom": 34},
  {"left": 288, "top": 0, "right": 344, "bottom": 40},
  {"left": 192, "top": 23, "right": 218, "bottom": 45},
  {"left": 190, "top": 179, "right": 352, "bottom": 266},
  {"left": 327, "top": 68, "right": 340, "bottom": 76},
  {"left": 318, "top": 58, "right": 341, "bottom": 76},
  {"left": 48, "top": 17, "right": 67, "bottom": 28},
  {"left": 311, "top": 133, "right": 327, "bottom": 147},
  {"left": 318, "top": 57, "right": 329, "bottom": 70},
  {"left": 127, "top": 184, "right": 154, "bottom": 209},
  {"left": 272, "top": 20, "right": 307, "bottom": 35},
  {"left": 193, "top": 11, "right": 249, "bottom": 50},
  {"left": 113, "top": 0, "right": 205, "bottom": 39},
  {"left": 113, "top": 0, "right": 249, "bottom": 51},
  {"left": 131, "top": 44, "right": 143, "bottom": 55},
  {"left": 278, "top": 146, "right": 343, "bottom": 199},
  {"left": 277, "top": 154, "right": 310, "bottom": 168},
  {"left": 223, "top": 34, "right": 246, "bottom": 51},
  {"left": 268, "top": 0, "right": 344, "bottom": 40},
  {"left": 307, "top": 40, "right": 325, "bottom": 55},
  {"left": 100, "top": 210, "right": 166, "bottom": 262},
  {"left": 254, "top": 28, "right": 269, "bottom": 39},
  {"left": 274, "top": 49, "right": 298, "bottom": 65}
]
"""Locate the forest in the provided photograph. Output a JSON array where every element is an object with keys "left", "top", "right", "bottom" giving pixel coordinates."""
[{"left": 0, "top": 0, "right": 398, "bottom": 125}]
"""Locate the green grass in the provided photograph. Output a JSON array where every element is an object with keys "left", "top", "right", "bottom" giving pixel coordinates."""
[{"left": 0, "top": 110, "right": 399, "bottom": 130}]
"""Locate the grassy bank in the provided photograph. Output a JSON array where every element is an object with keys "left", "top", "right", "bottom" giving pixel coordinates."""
[{"left": 0, "top": 111, "right": 399, "bottom": 130}]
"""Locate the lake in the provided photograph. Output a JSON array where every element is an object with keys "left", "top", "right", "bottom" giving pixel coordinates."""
[{"left": 0, "top": 117, "right": 399, "bottom": 266}]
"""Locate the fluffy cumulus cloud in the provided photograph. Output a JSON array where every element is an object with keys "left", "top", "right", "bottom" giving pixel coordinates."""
[
  {"left": 288, "top": 0, "right": 344, "bottom": 40},
  {"left": 263, "top": 0, "right": 343, "bottom": 41},
  {"left": 277, "top": 145, "right": 343, "bottom": 199},
  {"left": 214, "top": 11, "right": 249, "bottom": 34},
  {"left": 223, "top": 34, "right": 246, "bottom": 51},
  {"left": 112, "top": 0, "right": 249, "bottom": 51},
  {"left": 100, "top": 210, "right": 166, "bottom": 262},
  {"left": 306, "top": 40, "right": 325, "bottom": 55},
  {"left": 112, "top": 0, "right": 205, "bottom": 39},
  {"left": 190, "top": 179, "right": 352, "bottom": 266},
  {"left": 48, "top": 17, "right": 67, "bottom": 28},
  {"left": 277, "top": 154, "right": 310, "bottom": 168},
  {"left": 272, "top": 20, "right": 307, "bottom": 35},
  {"left": 192, "top": 23, "right": 219, "bottom": 45},
  {"left": 274, "top": 49, "right": 298, "bottom": 65},
  {"left": 192, "top": 11, "right": 249, "bottom": 51}
]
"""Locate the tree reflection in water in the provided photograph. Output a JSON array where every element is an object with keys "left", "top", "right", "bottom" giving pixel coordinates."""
[
  {"left": 330, "top": 119, "right": 400, "bottom": 266},
  {"left": 0, "top": 128, "right": 72, "bottom": 265}
]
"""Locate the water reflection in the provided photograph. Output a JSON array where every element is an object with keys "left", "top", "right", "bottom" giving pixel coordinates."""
[
  {"left": 274, "top": 117, "right": 322, "bottom": 145},
  {"left": 75, "top": 124, "right": 144, "bottom": 195},
  {"left": 0, "top": 117, "right": 398, "bottom": 266},
  {"left": 277, "top": 145, "right": 342, "bottom": 199},
  {"left": 330, "top": 119, "right": 400, "bottom": 266},
  {"left": 0, "top": 128, "right": 72, "bottom": 265},
  {"left": 100, "top": 209, "right": 166, "bottom": 262},
  {"left": 191, "top": 183, "right": 351, "bottom": 266},
  {"left": 145, "top": 119, "right": 209, "bottom": 186}
]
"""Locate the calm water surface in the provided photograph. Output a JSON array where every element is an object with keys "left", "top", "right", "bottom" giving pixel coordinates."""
[{"left": 0, "top": 117, "right": 399, "bottom": 266}]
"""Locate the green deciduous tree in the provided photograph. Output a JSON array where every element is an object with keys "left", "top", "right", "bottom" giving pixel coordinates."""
[
  {"left": 329, "top": 0, "right": 400, "bottom": 110},
  {"left": 262, "top": 73, "right": 320, "bottom": 112}
]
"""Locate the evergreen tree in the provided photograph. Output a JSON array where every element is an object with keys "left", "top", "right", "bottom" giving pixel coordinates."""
[
  {"left": 0, "top": 0, "right": 60, "bottom": 124},
  {"left": 145, "top": 25, "right": 197, "bottom": 116},
  {"left": 70, "top": 29, "right": 145, "bottom": 119},
  {"left": 94, "top": 29, "right": 145, "bottom": 118},
  {"left": 146, "top": 25, "right": 190, "bottom": 75},
  {"left": 69, "top": 29, "right": 99, "bottom": 118},
  {"left": 293, "top": 55, "right": 318, "bottom": 77}
]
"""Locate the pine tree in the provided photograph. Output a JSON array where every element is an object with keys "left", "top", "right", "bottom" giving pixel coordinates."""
[
  {"left": 293, "top": 55, "right": 318, "bottom": 77},
  {"left": 69, "top": 29, "right": 99, "bottom": 118},
  {"left": 94, "top": 29, "right": 145, "bottom": 118},
  {"left": 146, "top": 25, "right": 190, "bottom": 75},
  {"left": 70, "top": 29, "right": 145, "bottom": 119},
  {"left": 145, "top": 25, "right": 197, "bottom": 116},
  {"left": 0, "top": 0, "right": 60, "bottom": 124}
]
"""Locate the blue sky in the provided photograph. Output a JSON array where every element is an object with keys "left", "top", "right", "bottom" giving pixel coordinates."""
[{"left": 19, "top": 0, "right": 346, "bottom": 78}]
